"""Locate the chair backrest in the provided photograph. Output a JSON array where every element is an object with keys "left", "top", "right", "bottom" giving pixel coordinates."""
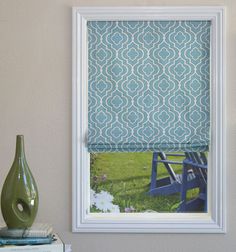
[{"left": 184, "top": 152, "right": 207, "bottom": 185}]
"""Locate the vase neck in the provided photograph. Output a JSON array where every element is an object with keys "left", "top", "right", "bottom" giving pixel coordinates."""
[{"left": 14, "top": 135, "right": 26, "bottom": 160}]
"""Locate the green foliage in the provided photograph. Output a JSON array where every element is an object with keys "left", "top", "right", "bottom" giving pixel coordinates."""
[
  {"left": 90, "top": 153, "right": 98, "bottom": 166},
  {"left": 90, "top": 152, "right": 199, "bottom": 213}
]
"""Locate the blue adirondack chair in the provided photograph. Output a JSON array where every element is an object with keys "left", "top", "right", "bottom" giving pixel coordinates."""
[
  {"left": 148, "top": 151, "right": 208, "bottom": 212},
  {"left": 148, "top": 152, "right": 199, "bottom": 196}
]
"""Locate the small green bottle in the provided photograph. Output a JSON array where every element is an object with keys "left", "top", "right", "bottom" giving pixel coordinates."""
[{"left": 1, "top": 135, "right": 39, "bottom": 228}]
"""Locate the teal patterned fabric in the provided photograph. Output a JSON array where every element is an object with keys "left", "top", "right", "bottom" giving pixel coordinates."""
[{"left": 87, "top": 21, "right": 210, "bottom": 152}]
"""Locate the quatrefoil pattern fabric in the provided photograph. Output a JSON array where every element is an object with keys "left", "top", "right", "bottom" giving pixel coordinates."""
[{"left": 87, "top": 21, "right": 210, "bottom": 152}]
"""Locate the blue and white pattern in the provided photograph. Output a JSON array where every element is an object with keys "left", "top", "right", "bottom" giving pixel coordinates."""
[{"left": 87, "top": 21, "right": 210, "bottom": 152}]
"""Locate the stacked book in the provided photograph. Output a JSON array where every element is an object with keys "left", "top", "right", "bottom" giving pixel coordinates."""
[{"left": 0, "top": 223, "right": 64, "bottom": 251}]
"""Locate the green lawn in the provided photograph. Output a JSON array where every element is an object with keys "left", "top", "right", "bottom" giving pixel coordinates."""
[{"left": 90, "top": 152, "right": 199, "bottom": 213}]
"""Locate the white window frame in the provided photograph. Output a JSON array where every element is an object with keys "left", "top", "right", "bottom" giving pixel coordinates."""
[{"left": 72, "top": 6, "right": 226, "bottom": 233}]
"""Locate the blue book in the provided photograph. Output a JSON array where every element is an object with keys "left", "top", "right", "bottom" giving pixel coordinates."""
[
  {"left": 0, "top": 234, "right": 64, "bottom": 252},
  {"left": 0, "top": 236, "right": 53, "bottom": 246}
]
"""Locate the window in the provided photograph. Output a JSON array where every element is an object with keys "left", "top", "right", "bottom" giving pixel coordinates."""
[{"left": 72, "top": 6, "right": 226, "bottom": 233}]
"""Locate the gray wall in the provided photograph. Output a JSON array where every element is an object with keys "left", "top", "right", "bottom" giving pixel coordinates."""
[{"left": 0, "top": 0, "right": 235, "bottom": 251}]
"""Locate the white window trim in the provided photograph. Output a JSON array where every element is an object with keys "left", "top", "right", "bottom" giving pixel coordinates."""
[{"left": 72, "top": 6, "right": 226, "bottom": 233}]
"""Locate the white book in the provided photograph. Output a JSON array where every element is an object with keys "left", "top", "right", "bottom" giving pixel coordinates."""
[
  {"left": 0, "top": 234, "right": 64, "bottom": 252},
  {"left": 0, "top": 223, "right": 53, "bottom": 238}
]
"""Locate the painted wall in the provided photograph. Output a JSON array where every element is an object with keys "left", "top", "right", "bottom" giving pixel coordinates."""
[{"left": 0, "top": 0, "right": 234, "bottom": 251}]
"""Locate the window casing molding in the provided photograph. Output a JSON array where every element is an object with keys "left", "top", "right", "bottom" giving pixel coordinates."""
[{"left": 72, "top": 6, "right": 226, "bottom": 233}]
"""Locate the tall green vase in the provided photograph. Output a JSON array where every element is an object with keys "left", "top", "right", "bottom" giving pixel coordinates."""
[{"left": 1, "top": 135, "right": 39, "bottom": 228}]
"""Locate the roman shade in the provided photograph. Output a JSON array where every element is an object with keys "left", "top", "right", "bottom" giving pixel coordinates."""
[{"left": 87, "top": 20, "right": 210, "bottom": 152}]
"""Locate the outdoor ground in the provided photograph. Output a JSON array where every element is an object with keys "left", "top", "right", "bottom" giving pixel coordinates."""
[{"left": 90, "top": 152, "right": 200, "bottom": 213}]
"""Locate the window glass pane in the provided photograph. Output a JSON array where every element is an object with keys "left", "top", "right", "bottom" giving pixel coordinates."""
[{"left": 90, "top": 152, "right": 207, "bottom": 213}]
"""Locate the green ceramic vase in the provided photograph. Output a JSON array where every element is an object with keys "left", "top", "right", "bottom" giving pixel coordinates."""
[{"left": 1, "top": 135, "right": 39, "bottom": 228}]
